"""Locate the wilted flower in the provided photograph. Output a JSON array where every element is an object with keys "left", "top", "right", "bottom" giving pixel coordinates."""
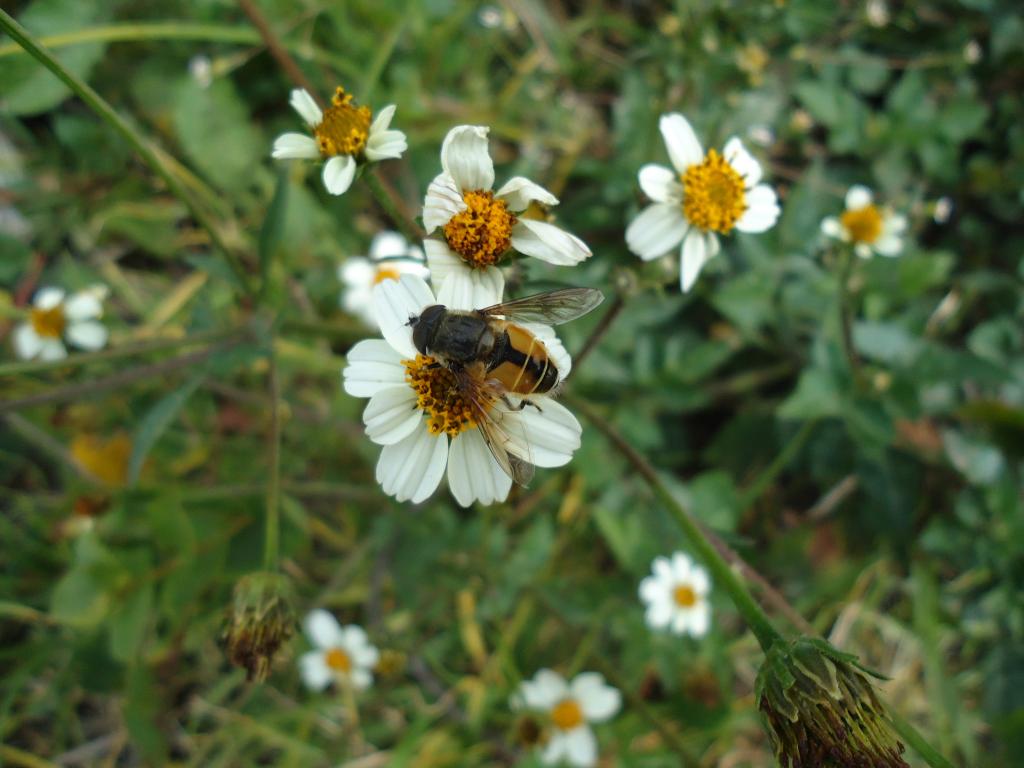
[
  {"left": 223, "top": 572, "right": 295, "bottom": 682},
  {"left": 626, "top": 113, "right": 780, "bottom": 291},
  {"left": 513, "top": 669, "right": 621, "bottom": 767},
  {"left": 338, "top": 231, "right": 429, "bottom": 327},
  {"left": 756, "top": 637, "right": 909, "bottom": 768},
  {"left": 70, "top": 431, "right": 132, "bottom": 487},
  {"left": 638, "top": 552, "right": 711, "bottom": 637},
  {"left": 13, "top": 285, "right": 109, "bottom": 361},
  {"left": 272, "top": 87, "right": 407, "bottom": 196},
  {"left": 298, "top": 610, "right": 379, "bottom": 692},
  {"left": 821, "top": 185, "right": 906, "bottom": 259},
  {"left": 341, "top": 274, "right": 581, "bottom": 506},
  {"left": 422, "top": 125, "right": 591, "bottom": 307}
]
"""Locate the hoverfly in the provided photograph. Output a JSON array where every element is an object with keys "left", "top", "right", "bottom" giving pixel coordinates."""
[{"left": 407, "top": 287, "right": 604, "bottom": 486}]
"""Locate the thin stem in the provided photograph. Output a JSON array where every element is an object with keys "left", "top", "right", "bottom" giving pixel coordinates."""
[
  {"left": 0, "top": 9, "right": 254, "bottom": 296},
  {"left": 738, "top": 419, "right": 818, "bottom": 510},
  {"left": 263, "top": 349, "right": 282, "bottom": 570},
  {"left": 573, "top": 292, "right": 624, "bottom": 370},
  {"left": 836, "top": 247, "right": 861, "bottom": 383},
  {"left": 362, "top": 167, "right": 425, "bottom": 244},
  {"left": 566, "top": 396, "right": 783, "bottom": 651},
  {"left": 886, "top": 710, "right": 959, "bottom": 768},
  {"left": 236, "top": 0, "right": 322, "bottom": 104},
  {"left": 2, "top": 413, "right": 104, "bottom": 486}
]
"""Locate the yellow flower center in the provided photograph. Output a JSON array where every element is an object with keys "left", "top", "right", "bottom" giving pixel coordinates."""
[
  {"left": 70, "top": 432, "right": 132, "bottom": 487},
  {"left": 840, "top": 204, "right": 883, "bottom": 244},
  {"left": 682, "top": 149, "right": 747, "bottom": 234},
  {"left": 443, "top": 190, "right": 517, "bottom": 267},
  {"left": 403, "top": 354, "right": 480, "bottom": 437},
  {"left": 373, "top": 265, "right": 403, "bottom": 284},
  {"left": 314, "top": 86, "right": 371, "bottom": 158},
  {"left": 551, "top": 698, "right": 584, "bottom": 731},
  {"left": 673, "top": 584, "right": 698, "bottom": 608},
  {"left": 325, "top": 647, "right": 352, "bottom": 672},
  {"left": 30, "top": 304, "right": 66, "bottom": 339}
]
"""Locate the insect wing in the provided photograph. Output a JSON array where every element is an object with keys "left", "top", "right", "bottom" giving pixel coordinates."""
[
  {"left": 455, "top": 368, "right": 535, "bottom": 487},
  {"left": 478, "top": 288, "right": 604, "bottom": 326}
]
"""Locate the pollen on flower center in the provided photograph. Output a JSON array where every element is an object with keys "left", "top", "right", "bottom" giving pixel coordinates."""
[
  {"left": 682, "top": 149, "right": 747, "bottom": 234},
  {"left": 673, "top": 584, "right": 697, "bottom": 608},
  {"left": 841, "top": 205, "right": 883, "bottom": 244},
  {"left": 373, "top": 266, "right": 403, "bottom": 284},
  {"left": 551, "top": 698, "right": 584, "bottom": 731},
  {"left": 403, "top": 354, "right": 479, "bottom": 437},
  {"left": 325, "top": 647, "right": 352, "bottom": 672},
  {"left": 31, "top": 304, "right": 66, "bottom": 339},
  {"left": 443, "top": 190, "right": 517, "bottom": 267},
  {"left": 314, "top": 86, "right": 372, "bottom": 158}
]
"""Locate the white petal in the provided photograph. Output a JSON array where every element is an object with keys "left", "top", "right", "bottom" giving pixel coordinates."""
[
  {"left": 519, "top": 323, "right": 572, "bottom": 382},
  {"left": 645, "top": 599, "right": 674, "bottom": 629},
  {"left": 671, "top": 609, "right": 692, "bottom": 635},
  {"left": 820, "top": 216, "right": 843, "bottom": 238},
  {"left": 688, "top": 604, "right": 711, "bottom": 637},
  {"left": 735, "top": 185, "right": 780, "bottom": 233},
  {"left": 885, "top": 213, "right": 908, "bottom": 234},
  {"left": 363, "top": 386, "right": 422, "bottom": 445},
  {"left": 369, "top": 104, "right": 396, "bottom": 134},
  {"left": 340, "top": 624, "right": 369, "bottom": 652},
  {"left": 638, "top": 164, "right": 682, "bottom": 204},
  {"left": 690, "top": 566, "right": 711, "bottom": 595},
  {"left": 340, "top": 257, "right": 376, "bottom": 288},
  {"left": 541, "top": 733, "right": 570, "bottom": 765},
  {"left": 671, "top": 552, "right": 693, "bottom": 581},
  {"left": 352, "top": 642, "right": 380, "bottom": 670},
  {"left": 369, "top": 231, "right": 411, "bottom": 260},
  {"left": 440, "top": 125, "right": 495, "bottom": 191},
  {"left": 365, "top": 117, "right": 407, "bottom": 161},
  {"left": 372, "top": 274, "right": 435, "bottom": 359},
  {"left": 65, "top": 320, "right": 108, "bottom": 351},
  {"left": 435, "top": 263, "right": 505, "bottom": 312},
  {"left": 562, "top": 726, "right": 597, "bottom": 767},
  {"left": 845, "top": 185, "right": 873, "bottom": 210},
  {"left": 34, "top": 287, "right": 65, "bottom": 311},
  {"left": 271, "top": 132, "right": 319, "bottom": 160},
  {"left": 447, "top": 429, "right": 514, "bottom": 507},
  {"left": 571, "top": 673, "right": 621, "bottom": 723},
  {"left": 322, "top": 155, "right": 356, "bottom": 196},
  {"left": 495, "top": 176, "right": 559, "bottom": 212},
  {"left": 519, "top": 669, "right": 568, "bottom": 710},
  {"left": 652, "top": 556, "right": 674, "bottom": 582},
  {"left": 342, "top": 339, "right": 407, "bottom": 398},
  {"left": 289, "top": 88, "right": 322, "bottom": 127},
  {"left": 64, "top": 290, "right": 103, "bottom": 321},
  {"left": 511, "top": 219, "right": 591, "bottom": 266},
  {"left": 855, "top": 243, "right": 873, "bottom": 259},
  {"left": 299, "top": 651, "right": 333, "bottom": 691},
  {"left": 38, "top": 339, "right": 67, "bottom": 361},
  {"left": 505, "top": 399, "right": 581, "bottom": 468},
  {"left": 723, "top": 136, "right": 762, "bottom": 186},
  {"left": 350, "top": 667, "right": 373, "bottom": 690},
  {"left": 874, "top": 235, "right": 903, "bottom": 257},
  {"left": 659, "top": 113, "right": 704, "bottom": 172},
  {"left": 680, "top": 231, "right": 712, "bottom": 292},
  {"left": 375, "top": 428, "right": 448, "bottom": 503},
  {"left": 625, "top": 203, "right": 688, "bottom": 261},
  {"left": 304, "top": 609, "right": 344, "bottom": 649},
  {"left": 639, "top": 575, "right": 664, "bottom": 605},
  {"left": 12, "top": 324, "right": 43, "bottom": 360},
  {"left": 422, "top": 173, "right": 467, "bottom": 234}
]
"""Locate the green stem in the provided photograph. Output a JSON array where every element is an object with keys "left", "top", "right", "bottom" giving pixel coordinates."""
[
  {"left": 836, "top": 247, "right": 861, "bottom": 383},
  {"left": 0, "top": 9, "right": 254, "bottom": 296},
  {"left": 361, "top": 166, "right": 424, "bottom": 244},
  {"left": 738, "top": 418, "right": 818, "bottom": 510},
  {"left": 886, "top": 710, "right": 959, "bottom": 768},
  {"left": 263, "top": 349, "right": 282, "bottom": 570},
  {"left": 567, "top": 396, "right": 784, "bottom": 652}
]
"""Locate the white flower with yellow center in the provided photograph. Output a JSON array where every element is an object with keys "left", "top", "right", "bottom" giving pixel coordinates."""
[
  {"left": 341, "top": 274, "right": 581, "bottom": 507},
  {"left": 338, "top": 231, "right": 429, "bottom": 327},
  {"left": 639, "top": 552, "right": 711, "bottom": 637},
  {"left": 272, "top": 86, "right": 407, "bottom": 196},
  {"left": 422, "top": 125, "right": 592, "bottom": 308},
  {"left": 821, "top": 185, "right": 906, "bottom": 259},
  {"left": 513, "top": 669, "right": 621, "bottom": 767},
  {"left": 298, "top": 610, "right": 379, "bottom": 692},
  {"left": 626, "top": 113, "right": 780, "bottom": 292},
  {"left": 12, "top": 285, "right": 109, "bottom": 361}
]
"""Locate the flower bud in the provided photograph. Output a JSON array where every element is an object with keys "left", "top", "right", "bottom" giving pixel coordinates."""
[
  {"left": 756, "top": 637, "right": 909, "bottom": 768},
  {"left": 223, "top": 572, "right": 295, "bottom": 682}
]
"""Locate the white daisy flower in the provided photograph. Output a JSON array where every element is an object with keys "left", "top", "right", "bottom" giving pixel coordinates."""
[
  {"left": 513, "top": 669, "right": 621, "bottom": 768},
  {"left": 271, "top": 86, "right": 407, "bottom": 196},
  {"left": 421, "top": 125, "right": 592, "bottom": 308},
  {"left": 12, "top": 285, "right": 109, "bottom": 361},
  {"left": 338, "top": 231, "right": 429, "bottom": 327},
  {"left": 639, "top": 552, "right": 712, "bottom": 637},
  {"left": 341, "top": 274, "right": 581, "bottom": 507},
  {"left": 820, "top": 185, "right": 907, "bottom": 259},
  {"left": 298, "top": 610, "right": 379, "bottom": 692},
  {"left": 625, "top": 113, "right": 781, "bottom": 292}
]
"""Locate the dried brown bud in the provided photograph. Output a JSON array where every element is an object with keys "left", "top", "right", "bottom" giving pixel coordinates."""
[
  {"left": 223, "top": 572, "right": 295, "bottom": 682},
  {"left": 756, "top": 637, "right": 909, "bottom": 768}
]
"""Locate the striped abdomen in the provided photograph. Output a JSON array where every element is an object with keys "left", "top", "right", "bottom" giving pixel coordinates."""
[{"left": 486, "top": 324, "right": 559, "bottom": 395}]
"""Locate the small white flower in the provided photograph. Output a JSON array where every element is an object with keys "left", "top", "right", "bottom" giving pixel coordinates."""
[
  {"left": 933, "top": 196, "right": 953, "bottom": 224},
  {"left": 625, "top": 113, "right": 781, "bottom": 292},
  {"left": 422, "top": 125, "right": 592, "bottom": 308},
  {"left": 298, "top": 610, "right": 379, "bottom": 692},
  {"left": 820, "top": 185, "right": 907, "bottom": 259},
  {"left": 339, "top": 231, "right": 429, "bottom": 327},
  {"left": 341, "top": 274, "right": 581, "bottom": 507},
  {"left": 639, "top": 552, "right": 712, "bottom": 637},
  {"left": 513, "top": 669, "right": 621, "bottom": 768},
  {"left": 12, "top": 285, "right": 109, "bottom": 361},
  {"left": 272, "top": 86, "right": 407, "bottom": 196}
]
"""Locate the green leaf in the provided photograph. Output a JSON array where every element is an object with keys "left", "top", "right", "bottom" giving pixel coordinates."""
[
  {"left": 779, "top": 369, "right": 842, "bottom": 419},
  {"left": 109, "top": 581, "right": 153, "bottom": 663},
  {"left": 128, "top": 371, "right": 206, "bottom": 485}
]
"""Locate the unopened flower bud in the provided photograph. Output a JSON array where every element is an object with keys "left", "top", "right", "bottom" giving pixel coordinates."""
[{"left": 223, "top": 572, "right": 295, "bottom": 682}]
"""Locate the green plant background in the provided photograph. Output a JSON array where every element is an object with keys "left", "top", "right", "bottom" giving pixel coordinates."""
[{"left": 1, "top": 0, "right": 1022, "bottom": 765}]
